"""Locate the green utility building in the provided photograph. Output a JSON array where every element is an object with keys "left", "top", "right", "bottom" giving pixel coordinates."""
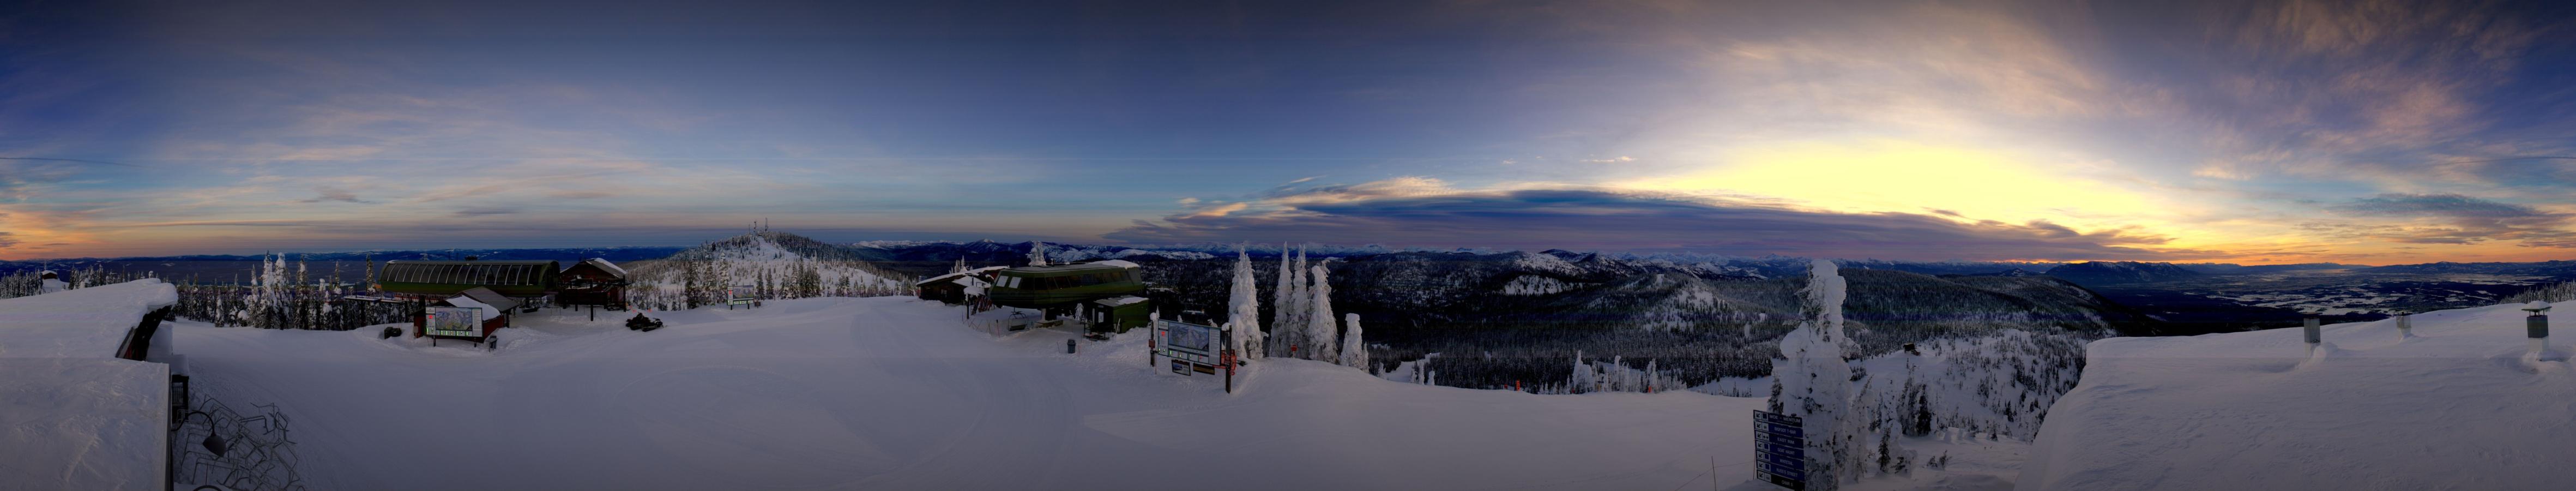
[{"left": 987, "top": 261, "right": 1150, "bottom": 333}]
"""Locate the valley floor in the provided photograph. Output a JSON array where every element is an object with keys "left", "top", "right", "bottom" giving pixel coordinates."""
[{"left": 176, "top": 296, "right": 1926, "bottom": 490}]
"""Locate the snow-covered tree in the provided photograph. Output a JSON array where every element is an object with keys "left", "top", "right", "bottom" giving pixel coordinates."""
[
  {"left": 1028, "top": 242, "right": 1049, "bottom": 267},
  {"left": 1271, "top": 243, "right": 1296, "bottom": 357},
  {"left": 1770, "top": 258, "right": 1863, "bottom": 489},
  {"left": 1305, "top": 263, "right": 1338, "bottom": 363},
  {"left": 1570, "top": 350, "right": 1595, "bottom": 393},
  {"left": 1340, "top": 313, "right": 1367, "bottom": 370},
  {"left": 1283, "top": 247, "right": 1312, "bottom": 357},
  {"left": 1229, "top": 243, "right": 1264, "bottom": 360}
]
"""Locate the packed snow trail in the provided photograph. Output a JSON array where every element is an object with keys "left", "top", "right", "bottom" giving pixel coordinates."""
[{"left": 176, "top": 297, "right": 1764, "bottom": 490}]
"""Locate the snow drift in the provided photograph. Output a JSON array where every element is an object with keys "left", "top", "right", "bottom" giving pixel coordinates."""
[{"left": 2020, "top": 301, "right": 2576, "bottom": 490}]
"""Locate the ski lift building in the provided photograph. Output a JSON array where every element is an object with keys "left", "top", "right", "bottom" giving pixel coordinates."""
[{"left": 375, "top": 259, "right": 561, "bottom": 302}]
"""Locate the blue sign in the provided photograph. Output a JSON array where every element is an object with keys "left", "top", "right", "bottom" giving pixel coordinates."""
[
  {"left": 1757, "top": 450, "right": 1804, "bottom": 467},
  {"left": 1757, "top": 461, "right": 1807, "bottom": 480},
  {"left": 1765, "top": 432, "right": 1805, "bottom": 446},
  {"left": 1753, "top": 410, "right": 1808, "bottom": 490},
  {"left": 1764, "top": 441, "right": 1803, "bottom": 455}
]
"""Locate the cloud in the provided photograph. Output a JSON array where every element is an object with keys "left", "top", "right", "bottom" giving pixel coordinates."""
[
  {"left": 1106, "top": 178, "right": 2209, "bottom": 261},
  {"left": 2325, "top": 193, "right": 2576, "bottom": 247},
  {"left": 454, "top": 207, "right": 521, "bottom": 217},
  {"left": 0, "top": 231, "right": 16, "bottom": 249},
  {"left": 298, "top": 187, "right": 370, "bottom": 203}
]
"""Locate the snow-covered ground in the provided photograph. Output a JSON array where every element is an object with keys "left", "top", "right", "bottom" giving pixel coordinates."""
[
  {"left": 2023, "top": 301, "right": 2576, "bottom": 490},
  {"left": 175, "top": 297, "right": 1779, "bottom": 490},
  {"left": 0, "top": 279, "right": 180, "bottom": 491}
]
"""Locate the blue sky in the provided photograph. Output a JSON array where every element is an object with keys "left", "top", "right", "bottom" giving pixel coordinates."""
[{"left": 6, "top": 0, "right": 2576, "bottom": 264}]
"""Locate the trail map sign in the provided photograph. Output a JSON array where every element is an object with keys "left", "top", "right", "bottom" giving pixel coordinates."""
[
  {"left": 425, "top": 307, "right": 485, "bottom": 338},
  {"left": 1753, "top": 410, "right": 1808, "bottom": 490},
  {"left": 728, "top": 285, "right": 756, "bottom": 307},
  {"left": 1154, "top": 319, "right": 1222, "bottom": 370}
]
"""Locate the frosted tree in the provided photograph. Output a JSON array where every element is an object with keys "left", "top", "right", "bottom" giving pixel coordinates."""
[
  {"left": 1340, "top": 313, "right": 1367, "bottom": 370},
  {"left": 1028, "top": 242, "right": 1049, "bottom": 267},
  {"left": 949, "top": 258, "right": 968, "bottom": 274},
  {"left": 1770, "top": 258, "right": 1862, "bottom": 489},
  {"left": 1305, "top": 263, "right": 1339, "bottom": 363},
  {"left": 1228, "top": 243, "right": 1265, "bottom": 360},
  {"left": 1570, "top": 350, "right": 1595, "bottom": 393},
  {"left": 1270, "top": 243, "right": 1296, "bottom": 357},
  {"left": 1282, "top": 247, "right": 1311, "bottom": 357}
]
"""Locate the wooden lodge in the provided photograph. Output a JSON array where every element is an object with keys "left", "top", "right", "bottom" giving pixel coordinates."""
[{"left": 555, "top": 258, "right": 631, "bottom": 308}]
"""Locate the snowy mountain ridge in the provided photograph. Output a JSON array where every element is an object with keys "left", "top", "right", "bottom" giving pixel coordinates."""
[{"left": 624, "top": 232, "right": 910, "bottom": 310}]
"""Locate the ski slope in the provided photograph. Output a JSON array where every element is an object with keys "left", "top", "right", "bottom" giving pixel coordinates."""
[
  {"left": 2022, "top": 301, "right": 2576, "bottom": 490},
  {"left": 174, "top": 297, "right": 1769, "bottom": 490}
]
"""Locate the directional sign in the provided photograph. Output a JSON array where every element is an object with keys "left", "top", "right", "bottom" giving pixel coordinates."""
[
  {"left": 1753, "top": 410, "right": 1808, "bottom": 490},
  {"left": 1755, "top": 462, "right": 1807, "bottom": 481},
  {"left": 1765, "top": 432, "right": 1805, "bottom": 446},
  {"left": 1753, "top": 421, "right": 1803, "bottom": 438}
]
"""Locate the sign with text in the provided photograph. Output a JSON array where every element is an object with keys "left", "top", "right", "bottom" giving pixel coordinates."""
[
  {"left": 425, "top": 307, "right": 484, "bottom": 338},
  {"left": 728, "top": 285, "right": 756, "bottom": 306},
  {"left": 1753, "top": 410, "right": 1807, "bottom": 490},
  {"left": 1155, "top": 319, "right": 1219, "bottom": 366}
]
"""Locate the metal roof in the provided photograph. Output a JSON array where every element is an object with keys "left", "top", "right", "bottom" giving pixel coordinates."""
[
  {"left": 997, "top": 262, "right": 1137, "bottom": 277},
  {"left": 381, "top": 260, "right": 558, "bottom": 286}
]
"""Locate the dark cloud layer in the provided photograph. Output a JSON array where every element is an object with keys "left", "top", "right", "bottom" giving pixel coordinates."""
[
  {"left": 1106, "top": 188, "right": 2206, "bottom": 261},
  {"left": 2327, "top": 193, "right": 2576, "bottom": 247}
]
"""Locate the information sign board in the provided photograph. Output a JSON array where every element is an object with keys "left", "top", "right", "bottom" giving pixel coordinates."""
[
  {"left": 1155, "top": 320, "right": 1220, "bottom": 366},
  {"left": 727, "top": 285, "right": 756, "bottom": 306},
  {"left": 425, "top": 306, "right": 484, "bottom": 338}
]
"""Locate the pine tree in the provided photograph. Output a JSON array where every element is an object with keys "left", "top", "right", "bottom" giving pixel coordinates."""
[
  {"left": 1340, "top": 313, "right": 1367, "bottom": 370},
  {"left": 1770, "top": 259, "right": 1861, "bottom": 489},
  {"left": 1570, "top": 351, "right": 1593, "bottom": 393},
  {"left": 1228, "top": 243, "right": 1265, "bottom": 360},
  {"left": 1028, "top": 242, "right": 1049, "bottom": 267},
  {"left": 1271, "top": 243, "right": 1295, "bottom": 357},
  {"left": 1305, "top": 263, "right": 1338, "bottom": 363}
]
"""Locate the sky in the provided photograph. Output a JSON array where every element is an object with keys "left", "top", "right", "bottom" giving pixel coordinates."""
[{"left": 5, "top": 0, "right": 2576, "bottom": 264}]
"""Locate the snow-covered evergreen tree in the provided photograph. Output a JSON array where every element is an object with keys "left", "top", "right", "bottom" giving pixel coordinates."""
[
  {"left": 1270, "top": 243, "right": 1296, "bottom": 357},
  {"left": 1770, "top": 258, "right": 1862, "bottom": 489},
  {"left": 1305, "top": 263, "right": 1338, "bottom": 363},
  {"left": 1570, "top": 350, "right": 1594, "bottom": 393},
  {"left": 1028, "top": 242, "right": 1049, "bottom": 267},
  {"left": 1283, "top": 247, "right": 1311, "bottom": 357},
  {"left": 1340, "top": 313, "right": 1366, "bottom": 370},
  {"left": 1229, "top": 243, "right": 1264, "bottom": 360}
]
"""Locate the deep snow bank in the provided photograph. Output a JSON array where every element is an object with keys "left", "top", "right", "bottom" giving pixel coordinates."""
[
  {"left": 2020, "top": 301, "right": 2576, "bottom": 490},
  {"left": 177, "top": 296, "right": 1769, "bottom": 490},
  {"left": 0, "top": 279, "right": 180, "bottom": 490}
]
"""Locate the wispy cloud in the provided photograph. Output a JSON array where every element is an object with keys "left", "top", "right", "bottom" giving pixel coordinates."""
[
  {"left": 1109, "top": 178, "right": 2213, "bottom": 261},
  {"left": 298, "top": 187, "right": 370, "bottom": 203}
]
